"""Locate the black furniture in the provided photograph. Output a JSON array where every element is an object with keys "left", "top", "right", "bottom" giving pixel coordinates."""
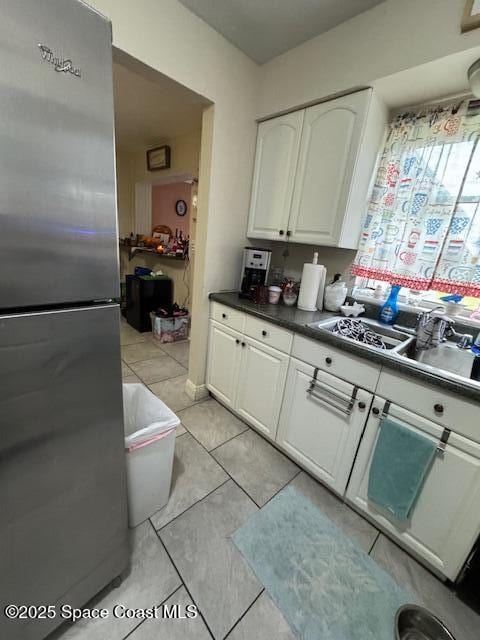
[{"left": 125, "top": 275, "right": 173, "bottom": 332}]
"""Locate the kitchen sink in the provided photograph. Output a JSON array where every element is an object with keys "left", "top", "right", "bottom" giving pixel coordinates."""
[
  {"left": 307, "top": 316, "right": 480, "bottom": 384},
  {"left": 397, "top": 339, "right": 478, "bottom": 380},
  {"left": 307, "top": 316, "right": 415, "bottom": 353}
]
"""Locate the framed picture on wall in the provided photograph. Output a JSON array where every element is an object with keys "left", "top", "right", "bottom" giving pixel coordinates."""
[
  {"left": 461, "top": 0, "right": 480, "bottom": 32},
  {"left": 146, "top": 145, "right": 171, "bottom": 171}
]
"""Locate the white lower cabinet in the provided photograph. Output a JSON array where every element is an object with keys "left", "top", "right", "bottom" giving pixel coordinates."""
[
  {"left": 207, "top": 306, "right": 480, "bottom": 581},
  {"left": 236, "top": 337, "right": 289, "bottom": 440},
  {"left": 346, "top": 397, "right": 480, "bottom": 580},
  {"left": 277, "top": 358, "right": 373, "bottom": 496},
  {"left": 206, "top": 321, "right": 242, "bottom": 408},
  {"left": 206, "top": 320, "right": 289, "bottom": 441}
]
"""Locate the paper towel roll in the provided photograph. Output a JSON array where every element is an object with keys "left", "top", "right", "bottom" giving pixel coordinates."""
[
  {"left": 316, "top": 266, "right": 327, "bottom": 311},
  {"left": 298, "top": 263, "right": 325, "bottom": 311}
]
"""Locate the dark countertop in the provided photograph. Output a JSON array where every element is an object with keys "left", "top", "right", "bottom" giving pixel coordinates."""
[{"left": 209, "top": 291, "right": 480, "bottom": 403}]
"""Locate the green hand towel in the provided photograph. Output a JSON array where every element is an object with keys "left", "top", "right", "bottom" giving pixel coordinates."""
[{"left": 367, "top": 418, "right": 436, "bottom": 521}]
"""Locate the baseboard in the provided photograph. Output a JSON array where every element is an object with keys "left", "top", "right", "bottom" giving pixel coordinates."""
[{"left": 185, "top": 378, "right": 209, "bottom": 402}]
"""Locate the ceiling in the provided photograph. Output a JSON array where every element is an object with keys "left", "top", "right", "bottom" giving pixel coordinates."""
[
  {"left": 374, "top": 47, "right": 480, "bottom": 110},
  {"left": 177, "top": 0, "right": 385, "bottom": 64},
  {"left": 113, "top": 52, "right": 208, "bottom": 151}
]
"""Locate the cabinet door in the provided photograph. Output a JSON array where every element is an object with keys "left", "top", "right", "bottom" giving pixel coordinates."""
[
  {"left": 277, "top": 358, "right": 372, "bottom": 495},
  {"left": 288, "top": 90, "right": 369, "bottom": 246},
  {"left": 346, "top": 398, "right": 480, "bottom": 580},
  {"left": 236, "top": 337, "right": 289, "bottom": 441},
  {"left": 206, "top": 321, "right": 242, "bottom": 408},
  {"left": 247, "top": 111, "right": 304, "bottom": 241}
]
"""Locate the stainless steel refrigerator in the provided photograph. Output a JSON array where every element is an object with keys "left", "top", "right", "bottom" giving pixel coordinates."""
[{"left": 0, "top": 1, "right": 129, "bottom": 639}]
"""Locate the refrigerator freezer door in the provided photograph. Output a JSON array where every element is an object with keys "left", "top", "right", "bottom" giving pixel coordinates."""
[
  {"left": 0, "top": 305, "right": 128, "bottom": 640},
  {"left": 0, "top": 0, "right": 119, "bottom": 309}
]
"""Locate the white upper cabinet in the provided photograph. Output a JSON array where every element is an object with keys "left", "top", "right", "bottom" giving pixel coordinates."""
[
  {"left": 289, "top": 91, "right": 369, "bottom": 246},
  {"left": 247, "top": 89, "right": 386, "bottom": 248},
  {"left": 247, "top": 110, "right": 304, "bottom": 241}
]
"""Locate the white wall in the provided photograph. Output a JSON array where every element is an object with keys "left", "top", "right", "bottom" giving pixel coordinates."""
[
  {"left": 127, "top": 129, "right": 201, "bottom": 186},
  {"left": 88, "top": 0, "right": 260, "bottom": 390},
  {"left": 258, "top": 0, "right": 480, "bottom": 118},
  {"left": 268, "top": 243, "right": 357, "bottom": 288},
  {"left": 256, "top": 0, "right": 480, "bottom": 290},
  {"left": 115, "top": 150, "right": 134, "bottom": 237}
]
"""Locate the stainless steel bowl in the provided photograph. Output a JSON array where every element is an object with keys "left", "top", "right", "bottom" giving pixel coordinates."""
[{"left": 395, "top": 605, "right": 456, "bottom": 640}]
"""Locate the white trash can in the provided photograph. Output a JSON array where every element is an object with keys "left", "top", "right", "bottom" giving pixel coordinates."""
[{"left": 123, "top": 383, "right": 180, "bottom": 527}]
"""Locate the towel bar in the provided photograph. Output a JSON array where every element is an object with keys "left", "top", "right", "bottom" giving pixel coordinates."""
[
  {"left": 437, "top": 428, "right": 451, "bottom": 453},
  {"left": 377, "top": 401, "right": 451, "bottom": 454},
  {"left": 309, "top": 377, "right": 356, "bottom": 407},
  {"left": 306, "top": 388, "right": 353, "bottom": 415},
  {"left": 308, "top": 369, "right": 358, "bottom": 416},
  {"left": 381, "top": 400, "right": 391, "bottom": 418}
]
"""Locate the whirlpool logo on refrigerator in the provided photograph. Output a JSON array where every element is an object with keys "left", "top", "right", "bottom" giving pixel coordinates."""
[{"left": 38, "top": 44, "right": 81, "bottom": 77}]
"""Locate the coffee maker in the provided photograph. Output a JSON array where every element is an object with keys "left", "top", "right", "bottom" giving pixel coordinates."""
[{"left": 239, "top": 247, "right": 272, "bottom": 298}]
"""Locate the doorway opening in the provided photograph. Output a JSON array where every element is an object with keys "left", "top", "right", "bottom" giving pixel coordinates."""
[{"left": 112, "top": 49, "right": 210, "bottom": 327}]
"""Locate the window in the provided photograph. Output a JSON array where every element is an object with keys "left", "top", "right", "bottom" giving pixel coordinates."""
[{"left": 352, "top": 98, "right": 480, "bottom": 319}]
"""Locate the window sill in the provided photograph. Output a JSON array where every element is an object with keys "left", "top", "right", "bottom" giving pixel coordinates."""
[{"left": 352, "top": 289, "right": 480, "bottom": 331}]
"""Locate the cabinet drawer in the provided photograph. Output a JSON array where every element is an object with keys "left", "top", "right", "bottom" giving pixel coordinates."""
[
  {"left": 376, "top": 370, "right": 480, "bottom": 442},
  {"left": 244, "top": 315, "right": 293, "bottom": 354},
  {"left": 210, "top": 302, "right": 245, "bottom": 333},
  {"left": 292, "top": 335, "right": 380, "bottom": 391}
]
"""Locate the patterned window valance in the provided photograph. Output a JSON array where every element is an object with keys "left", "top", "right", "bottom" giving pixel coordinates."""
[{"left": 351, "top": 99, "right": 480, "bottom": 297}]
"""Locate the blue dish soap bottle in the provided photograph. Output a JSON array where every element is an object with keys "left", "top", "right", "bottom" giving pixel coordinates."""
[{"left": 378, "top": 284, "right": 401, "bottom": 325}]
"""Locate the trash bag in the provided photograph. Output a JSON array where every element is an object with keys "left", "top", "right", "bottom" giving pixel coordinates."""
[{"left": 123, "top": 383, "right": 179, "bottom": 451}]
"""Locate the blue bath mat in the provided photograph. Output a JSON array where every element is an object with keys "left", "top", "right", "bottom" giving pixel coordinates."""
[{"left": 233, "top": 486, "right": 413, "bottom": 640}]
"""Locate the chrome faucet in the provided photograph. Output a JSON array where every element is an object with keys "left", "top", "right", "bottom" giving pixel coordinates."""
[
  {"left": 394, "top": 309, "right": 476, "bottom": 351},
  {"left": 455, "top": 332, "right": 474, "bottom": 350}
]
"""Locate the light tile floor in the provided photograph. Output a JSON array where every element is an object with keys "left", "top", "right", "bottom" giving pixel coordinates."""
[{"left": 53, "top": 318, "right": 480, "bottom": 640}]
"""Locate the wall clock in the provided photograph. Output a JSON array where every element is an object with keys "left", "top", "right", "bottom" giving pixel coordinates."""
[{"left": 176, "top": 199, "right": 187, "bottom": 216}]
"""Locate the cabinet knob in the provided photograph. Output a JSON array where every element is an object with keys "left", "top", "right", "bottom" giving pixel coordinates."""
[
  {"left": 222, "top": 313, "right": 227, "bottom": 319},
  {"left": 325, "top": 357, "right": 332, "bottom": 365},
  {"left": 372, "top": 407, "right": 380, "bottom": 415},
  {"left": 434, "top": 403, "right": 444, "bottom": 415},
  {"left": 235, "top": 339, "right": 240, "bottom": 345},
  {"left": 358, "top": 401, "right": 366, "bottom": 410},
  {"left": 286, "top": 230, "right": 291, "bottom": 237},
  {"left": 262, "top": 330, "right": 267, "bottom": 337},
  {"left": 241, "top": 342, "right": 246, "bottom": 347},
  {"left": 279, "top": 229, "right": 284, "bottom": 236}
]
